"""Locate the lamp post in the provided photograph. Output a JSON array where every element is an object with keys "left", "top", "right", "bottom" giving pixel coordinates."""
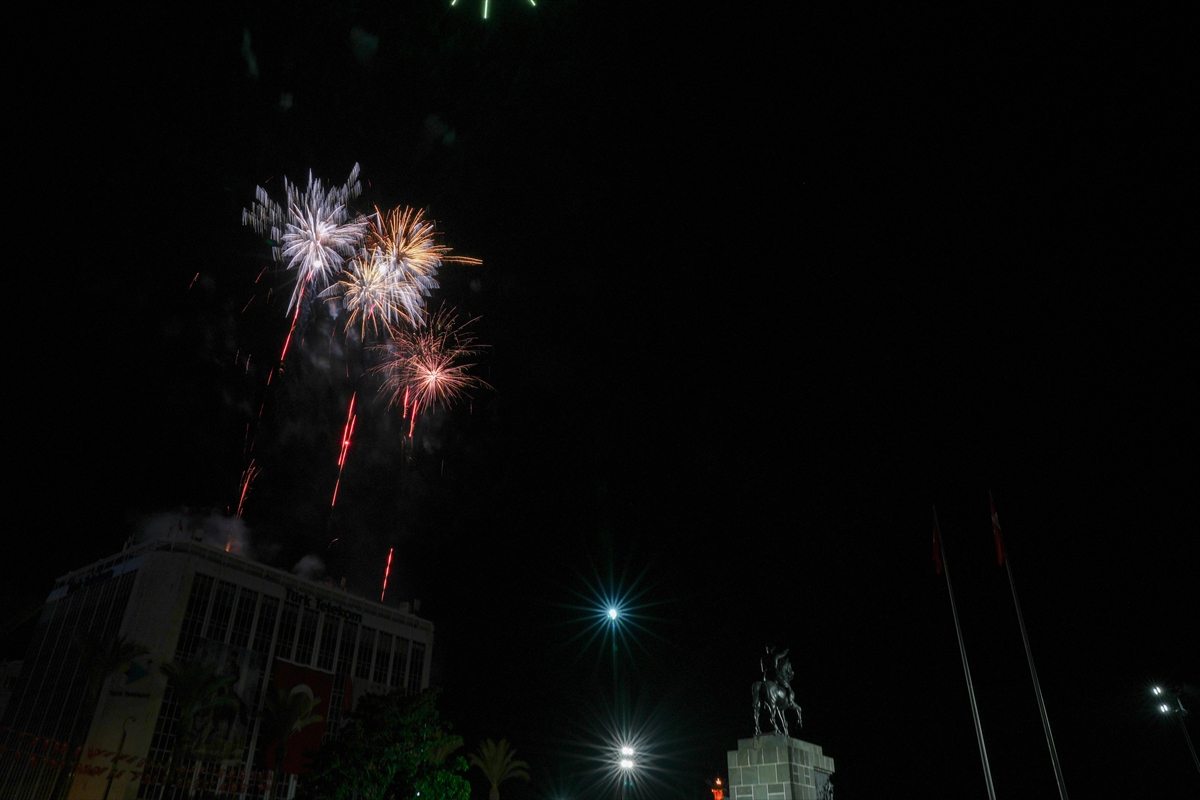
[
  {"left": 103, "top": 716, "right": 137, "bottom": 800},
  {"left": 1152, "top": 685, "right": 1199, "bottom": 775}
]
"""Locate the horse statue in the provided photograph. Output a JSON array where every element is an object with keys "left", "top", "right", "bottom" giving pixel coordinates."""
[{"left": 752, "top": 647, "right": 802, "bottom": 736}]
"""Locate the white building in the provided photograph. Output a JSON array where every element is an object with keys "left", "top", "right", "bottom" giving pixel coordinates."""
[{"left": 0, "top": 538, "right": 433, "bottom": 800}]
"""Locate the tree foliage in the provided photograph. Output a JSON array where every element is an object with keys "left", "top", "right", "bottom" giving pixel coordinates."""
[
  {"left": 159, "top": 660, "right": 239, "bottom": 763},
  {"left": 302, "top": 689, "right": 463, "bottom": 800},
  {"left": 468, "top": 738, "right": 530, "bottom": 800},
  {"left": 74, "top": 631, "right": 150, "bottom": 706},
  {"left": 415, "top": 756, "right": 471, "bottom": 800}
]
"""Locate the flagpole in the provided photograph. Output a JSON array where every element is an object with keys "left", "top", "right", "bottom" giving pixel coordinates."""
[
  {"left": 992, "top": 496, "right": 1069, "bottom": 799},
  {"left": 935, "top": 507, "right": 998, "bottom": 800}
]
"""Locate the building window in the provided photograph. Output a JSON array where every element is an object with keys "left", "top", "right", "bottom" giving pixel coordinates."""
[
  {"left": 229, "top": 588, "right": 259, "bottom": 649},
  {"left": 316, "top": 616, "right": 341, "bottom": 671},
  {"left": 337, "top": 622, "right": 358, "bottom": 675},
  {"left": 355, "top": 628, "right": 376, "bottom": 679},
  {"left": 175, "top": 572, "right": 215, "bottom": 660},
  {"left": 324, "top": 674, "right": 347, "bottom": 745},
  {"left": 253, "top": 595, "right": 280, "bottom": 657},
  {"left": 374, "top": 633, "right": 393, "bottom": 684},
  {"left": 407, "top": 642, "right": 425, "bottom": 694},
  {"left": 295, "top": 608, "right": 320, "bottom": 666},
  {"left": 390, "top": 638, "right": 409, "bottom": 689},
  {"left": 276, "top": 602, "right": 300, "bottom": 661},
  {"left": 205, "top": 580, "right": 238, "bottom": 643}
]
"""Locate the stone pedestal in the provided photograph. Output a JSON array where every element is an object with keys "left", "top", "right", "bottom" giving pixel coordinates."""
[{"left": 727, "top": 736, "right": 834, "bottom": 800}]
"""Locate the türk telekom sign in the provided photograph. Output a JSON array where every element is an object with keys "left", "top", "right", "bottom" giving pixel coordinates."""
[{"left": 285, "top": 587, "right": 364, "bottom": 624}]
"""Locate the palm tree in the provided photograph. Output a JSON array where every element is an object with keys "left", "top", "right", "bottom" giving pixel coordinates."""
[
  {"left": 158, "top": 661, "right": 239, "bottom": 788},
  {"left": 75, "top": 631, "right": 151, "bottom": 707},
  {"left": 468, "top": 738, "right": 530, "bottom": 800},
  {"left": 258, "top": 685, "right": 324, "bottom": 771},
  {"left": 428, "top": 734, "right": 464, "bottom": 766}
]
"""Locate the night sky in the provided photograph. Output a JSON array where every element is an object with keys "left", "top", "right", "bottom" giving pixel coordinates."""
[{"left": 9, "top": 3, "right": 1197, "bottom": 798}]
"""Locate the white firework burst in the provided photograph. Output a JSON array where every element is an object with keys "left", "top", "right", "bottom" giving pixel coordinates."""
[{"left": 243, "top": 164, "right": 368, "bottom": 315}]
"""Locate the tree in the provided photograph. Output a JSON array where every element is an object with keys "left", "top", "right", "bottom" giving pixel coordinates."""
[
  {"left": 468, "top": 738, "right": 530, "bottom": 800},
  {"left": 417, "top": 735, "right": 471, "bottom": 800},
  {"left": 158, "top": 661, "right": 239, "bottom": 782},
  {"left": 258, "top": 685, "right": 323, "bottom": 775},
  {"left": 75, "top": 631, "right": 151, "bottom": 709},
  {"left": 414, "top": 758, "right": 471, "bottom": 800},
  {"left": 303, "top": 689, "right": 462, "bottom": 800}
]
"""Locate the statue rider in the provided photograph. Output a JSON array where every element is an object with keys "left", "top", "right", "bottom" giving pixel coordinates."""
[
  {"left": 753, "top": 646, "right": 801, "bottom": 736},
  {"left": 762, "top": 646, "right": 791, "bottom": 685}
]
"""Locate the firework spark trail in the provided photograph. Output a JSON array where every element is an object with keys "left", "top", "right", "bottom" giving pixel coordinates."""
[
  {"left": 450, "top": 0, "right": 537, "bottom": 19},
  {"left": 380, "top": 547, "right": 394, "bottom": 601},
  {"left": 235, "top": 460, "right": 261, "bottom": 518},
  {"left": 331, "top": 392, "right": 358, "bottom": 506},
  {"left": 375, "top": 307, "right": 490, "bottom": 437}
]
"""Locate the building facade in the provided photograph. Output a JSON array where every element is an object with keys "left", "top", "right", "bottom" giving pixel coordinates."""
[{"left": 0, "top": 539, "right": 433, "bottom": 800}]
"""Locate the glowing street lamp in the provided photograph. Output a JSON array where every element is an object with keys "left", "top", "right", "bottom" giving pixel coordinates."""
[
  {"left": 616, "top": 743, "right": 636, "bottom": 799},
  {"left": 1150, "top": 685, "right": 1199, "bottom": 775}
]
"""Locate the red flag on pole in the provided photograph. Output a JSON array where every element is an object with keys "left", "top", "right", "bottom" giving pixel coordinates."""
[
  {"left": 933, "top": 513, "right": 944, "bottom": 575},
  {"left": 990, "top": 492, "right": 1006, "bottom": 565}
]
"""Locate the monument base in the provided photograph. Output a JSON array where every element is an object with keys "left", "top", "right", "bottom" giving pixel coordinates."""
[{"left": 727, "top": 736, "right": 834, "bottom": 800}]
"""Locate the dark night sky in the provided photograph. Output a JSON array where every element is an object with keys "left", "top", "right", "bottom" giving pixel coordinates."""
[{"left": 9, "top": 2, "right": 1197, "bottom": 798}]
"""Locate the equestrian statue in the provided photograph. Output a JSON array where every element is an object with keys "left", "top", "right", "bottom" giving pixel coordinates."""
[{"left": 752, "top": 646, "right": 802, "bottom": 737}]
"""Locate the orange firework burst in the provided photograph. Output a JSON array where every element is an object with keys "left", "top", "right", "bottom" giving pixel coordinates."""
[
  {"left": 375, "top": 307, "right": 490, "bottom": 436},
  {"left": 333, "top": 254, "right": 416, "bottom": 337},
  {"left": 327, "top": 206, "right": 481, "bottom": 337}
]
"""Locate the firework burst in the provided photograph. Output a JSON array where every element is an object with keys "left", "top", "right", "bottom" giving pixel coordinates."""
[
  {"left": 376, "top": 307, "right": 490, "bottom": 436},
  {"left": 243, "top": 164, "right": 367, "bottom": 315},
  {"left": 331, "top": 254, "right": 418, "bottom": 337},
  {"left": 369, "top": 207, "right": 481, "bottom": 325}
]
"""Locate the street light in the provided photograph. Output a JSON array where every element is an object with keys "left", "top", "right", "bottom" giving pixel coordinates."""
[
  {"left": 616, "top": 744, "right": 635, "bottom": 800},
  {"left": 1150, "top": 685, "right": 1199, "bottom": 775}
]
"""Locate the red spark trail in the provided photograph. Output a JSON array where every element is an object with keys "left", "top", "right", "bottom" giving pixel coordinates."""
[
  {"left": 269, "top": 281, "right": 308, "bottom": 385},
  {"left": 379, "top": 551, "right": 393, "bottom": 599},
  {"left": 235, "top": 460, "right": 260, "bottom": 518},
  {"left": 269, "top": 309, "right": 299, "bottom": 386},
  {"left": 331, "top": 392, "right": 358, "bottom": 506}
]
